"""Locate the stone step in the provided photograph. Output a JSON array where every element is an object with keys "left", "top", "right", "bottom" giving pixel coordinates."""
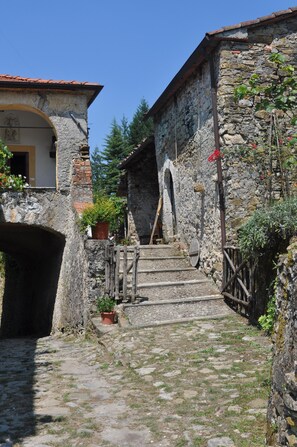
[
  {"left": 122, "top": 296, "right": 232, "bottom": 327},
  {"left": 136, "top": 256, "right": 190, "bottom": 270},
  {"left": 138, "top": 245, "right": 182, "bottom": 258},
  {"left": 131, "top": 268, "right": 200, "bottom": 283},
  {"left": 121, "top": 245, "right": 182, "bottom": 260},
  {"left": 129, "top": 279, "right": 219, "bottom": 301}
]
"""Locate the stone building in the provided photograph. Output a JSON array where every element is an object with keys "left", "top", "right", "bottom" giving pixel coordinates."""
[
  {"left": 119, "top": 136, "right": 160, "bottom": 244},
  {"left": 0, "top": 75, "right": 103, "bottom": 337},
  {"left": 126, "top": 8, "right": 297, "bottom": 281}
]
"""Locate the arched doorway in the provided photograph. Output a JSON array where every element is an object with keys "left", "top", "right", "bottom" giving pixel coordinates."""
[
  {"left": 0, "top": 107, "right": 57, "bottom": 187},
  {"left": 0, "top": 223, "right": 65, "bottom": 338},
  {"left": 163, "top": 168, "right": 177, "bottom": 241}
]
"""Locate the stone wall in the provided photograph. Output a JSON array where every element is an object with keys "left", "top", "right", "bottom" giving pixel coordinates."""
[
  {"left": 154, "top": 60, "right": 222, "bottom": 280},
  {"left": 0, "top": 90, "right": 89, "bottom": 191},
  {"left": 126, "top": 150, "right": 160, "bottom": 244},
  {"left": 153, "top": 16, "right": 297, "bottom": 281},
  {"left": 0, "top": 85, "right": 97, "bottom": 335},
  {"left": 0, "top": 190, "right": 90, "bottom": 334},
  {"left": 218, "top": 16, "right": 297, "bottom": 242},
  {"left": 267, "top": 243, "right": 297, "bottom": 446},
  {"left": 85, "top": 240, "right": 107, "bottom": 318}
]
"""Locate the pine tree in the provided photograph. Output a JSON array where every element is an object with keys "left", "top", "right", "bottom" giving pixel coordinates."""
[
  {"left": 120, "top": 115, "right": 131, "bottom": 150},
  {"left": 102, "top": 119, "right": 128, "bottom": 195},
  {"left": 128, "top": 98, "right": 154, "bottom": 148},
  {"left": 91, "top": 147, "right": 106, "bottom": 196},
  {"left": 91, "top": 99, "right": 154, "bottom": 196}
]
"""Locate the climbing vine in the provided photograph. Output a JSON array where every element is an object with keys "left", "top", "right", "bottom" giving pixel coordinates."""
[{"left": 225, "top": 52, "right": 297, "bottom": 200}]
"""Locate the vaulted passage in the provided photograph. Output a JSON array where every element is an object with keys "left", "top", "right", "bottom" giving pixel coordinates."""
[{"left": 0, "top": 223, "right": 65, "bottom": 338}]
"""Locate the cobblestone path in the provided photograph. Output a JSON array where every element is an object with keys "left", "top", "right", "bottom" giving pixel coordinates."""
[{"left": 0, "top": 314, "right": 271, "bottom": 447}]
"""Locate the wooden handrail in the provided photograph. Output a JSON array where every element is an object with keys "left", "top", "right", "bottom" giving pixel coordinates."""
[
  {"left": 222, "top": 245, "right": 254, "bottom": 316},
  {"left": 223, "top": 249, "right": 251, "bottom": 298},
  {"left": 105, "top": 244, "right": 140, "bottom": 303}
]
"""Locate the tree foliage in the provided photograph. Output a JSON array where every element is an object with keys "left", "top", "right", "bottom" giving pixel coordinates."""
[
  {"left": 128, "top": 98, "right": 153, "bottom": 148},
  {"left": 91, "top": 147, "right": 105, "bottom": 195},
  {"left": 91, "top": 98, "right": 153, "bottom": 196},
  {"left": 100, "top": 119, "right": 130, "bottom": 195}
]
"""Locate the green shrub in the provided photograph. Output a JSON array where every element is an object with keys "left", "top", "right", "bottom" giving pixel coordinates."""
[
  {"left": 108, "top": 195, "right": 126, "bottom": 233},
  {"left": 80, "top": 196, "right": 117, "bottom": 231},
  {"left": 258, "top": 294, "right": 277, "bottom": 334},
  {"left": 97, "top": 296, "right": 115, "bottom": 313},
  {"left": 238, "top": 197, "right": 297, "bottom": 259}
]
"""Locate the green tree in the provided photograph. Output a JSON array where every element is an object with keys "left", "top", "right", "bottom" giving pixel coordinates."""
[
  {"left": 128, "top": 98, "right": 154, "bottom": 148},
  {"left": 91, "top": 147, "right": 106, "bottom": 196},
  {"left": 102, "top": 119, "right": 128, "bottom": 195},
  {"left": 91, "top": 99, "right": 154, "bottom": 196},
  {"left": 121, "top": 115, "right": 131, "bottom": 148}
]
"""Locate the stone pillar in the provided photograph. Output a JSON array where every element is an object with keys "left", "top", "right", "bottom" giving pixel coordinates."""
[
  {"left": 85, "top": 240, "right": 108, "bottom": 315},
  {"left": 72, "top": 145, "right": 93, "bottom": 214}
]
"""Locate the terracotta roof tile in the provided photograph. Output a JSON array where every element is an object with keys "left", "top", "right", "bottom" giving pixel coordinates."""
[
  {"left": 207, "top": 7, "right": 296, "bottom": 36},
  {"left": 148, "top": 7, "right": 297, "bottom": 118},
  {"left": 0, "top": 74, "right": 103, "bottom": 106},
  {"left": 0, "top": 74, "right": 101, "bottom": 88}
]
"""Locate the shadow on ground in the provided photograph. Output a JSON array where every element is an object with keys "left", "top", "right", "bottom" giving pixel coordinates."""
[
  {"left": 0, "top": 338, "right": 60, "bottom": 446},
  {"left": 0, "top": 338, "right": 37, "bottom": 444}
]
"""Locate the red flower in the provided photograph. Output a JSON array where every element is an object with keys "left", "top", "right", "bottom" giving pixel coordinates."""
[
  {"left": 251, "top": 143, "right": 257, "bottom": 149},
  {"left": 208, "top": 149, "right": 222, "bottom": 162}
]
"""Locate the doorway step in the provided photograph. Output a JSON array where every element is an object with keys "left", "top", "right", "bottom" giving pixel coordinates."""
[{"left": 121, "top": 245, "right": 232, "bottom": 327}]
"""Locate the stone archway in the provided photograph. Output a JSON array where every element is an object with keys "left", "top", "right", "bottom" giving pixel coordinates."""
[
  {"left": 0, "top": 106, "right": 57, "bottom": 188},
  {"left": 0, "top": 223, "right": 65, "bottom": 338},
  {"left": 163, "top": 168, "right": 177, "bottom": 241}
]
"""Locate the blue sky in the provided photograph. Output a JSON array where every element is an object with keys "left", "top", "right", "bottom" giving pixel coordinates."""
[{"left": 1, "top": 1, "right": 294, "bottom": 152}]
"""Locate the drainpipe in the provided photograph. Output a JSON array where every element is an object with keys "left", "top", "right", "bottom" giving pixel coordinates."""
[{"left": 209, "top": 52, "right": 226, "bottom": 249}]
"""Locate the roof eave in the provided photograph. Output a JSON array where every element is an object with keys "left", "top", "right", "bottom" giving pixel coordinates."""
[
  {"left": 119, "top": 135, "right": 155, "bottom": 169},
  {"left": 0, "top": 81, "right": 104, "bottom": 108},
  {"left": 147, "top": 8, "right": 297, "bottom": 118}
]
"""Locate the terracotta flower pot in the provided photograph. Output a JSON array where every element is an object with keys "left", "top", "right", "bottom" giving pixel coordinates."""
[
  {"left": 101, "top": 311, "right": 116, "bottom": 325},
  {"left": 91, "top": 222, "right": 109, "bottom": 239}
]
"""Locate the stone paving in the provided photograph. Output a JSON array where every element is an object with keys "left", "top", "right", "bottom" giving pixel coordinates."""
[{"left": 0, "top": 313, "right": 271, "bottom": 447}]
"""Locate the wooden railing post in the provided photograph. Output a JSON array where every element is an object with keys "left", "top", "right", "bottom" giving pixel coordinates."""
[
  {"left": 110, "top": 245, "right": 115, "bottom": 298},
  {"left": 105, "top": 243, "right": 140, "bottom": 304},
  {"left": 131, "top": 246, "right": 140, "bottom": 303},
  {"left": 123, "top": 246, "right": 128, "bottom": 302},
  {"left": 105, "top": 243, "right": 110, "bottom": 295},
  {"left": 221, "top": 245, "right": 254, "bottom": 317},
  {"left": 115, "top": 246, "right": 120, "bottom": 301}
]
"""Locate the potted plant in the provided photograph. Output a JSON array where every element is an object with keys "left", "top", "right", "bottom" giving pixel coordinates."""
[
  {"left": 97, "top": 296, "right": 116, "bottom": 325},
  {"left": 80, "top": 196, "right": 117, "bottom": 239}
]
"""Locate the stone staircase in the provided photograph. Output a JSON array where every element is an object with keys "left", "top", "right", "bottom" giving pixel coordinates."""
[{"left": 121, "top": 245, "right": 231, "bottom": 327}]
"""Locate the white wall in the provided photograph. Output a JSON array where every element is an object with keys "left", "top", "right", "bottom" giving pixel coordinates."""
[{"left": 0, "top": 110, "right": 56, "bottom": 187}]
